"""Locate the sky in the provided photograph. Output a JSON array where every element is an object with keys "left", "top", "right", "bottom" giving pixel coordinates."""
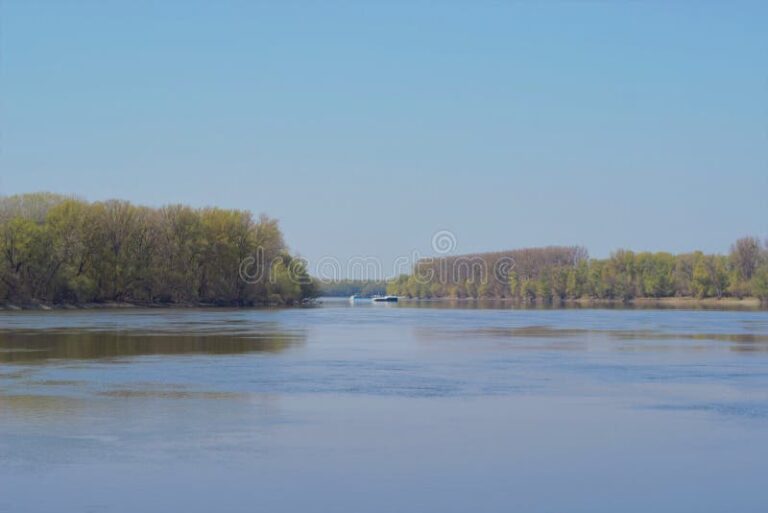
[{"left": 1, "top": 1, "right": 766, "bottom": 277}]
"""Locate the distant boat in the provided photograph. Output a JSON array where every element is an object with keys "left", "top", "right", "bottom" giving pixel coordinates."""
[{"left": 371, "top": 295, "right": 398, "bottom": 303}]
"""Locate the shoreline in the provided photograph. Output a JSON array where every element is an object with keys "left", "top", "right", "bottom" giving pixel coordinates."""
[
  {"left": 398, "top": 296, "right": 764, "bottom": 309},
  {"left": 0, "top": 296, "right": 763, "bottom": 311},
  {"left": 0, "top": 300, "right": 317, "bottom": 311}
]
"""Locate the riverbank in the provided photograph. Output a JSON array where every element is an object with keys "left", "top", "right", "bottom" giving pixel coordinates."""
[
  {"left": 575, "top": 296, "right": 762, "bottom": 308},
  {"left": 1, "top": 297, "right": 762, "bottom": 311},
  {"left": 399, "top": 296, "right": 764, "bottom": 309},
  {"left": 0, "top": 299, "right": 317, "bottom": 311}
]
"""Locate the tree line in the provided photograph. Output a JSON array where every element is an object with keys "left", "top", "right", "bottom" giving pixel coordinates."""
[
  {"left": 387, "top": 239, "right": 768, "bottom": 303},
  {"left": 0, "top": 193, "right": 315, "bottom": 306}
]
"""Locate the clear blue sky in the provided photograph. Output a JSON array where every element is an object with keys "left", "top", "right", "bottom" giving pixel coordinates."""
[{"left": 1, "top": 1, "right": 766, "bottom": 274}]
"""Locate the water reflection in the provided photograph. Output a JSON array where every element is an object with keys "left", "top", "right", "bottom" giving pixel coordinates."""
[
  {"left": 0, "top": 394, "right": 83, "bottom": 416},
  {"left": 415, "top": 325, "right": 768, "bottom": 353},
  {"left": 0, "top": 327, "right": 304, "bottom": 363}
]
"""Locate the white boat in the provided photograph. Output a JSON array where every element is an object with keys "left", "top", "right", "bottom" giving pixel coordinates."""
[{"left": 371, "top": 295, "right": 398, "bottom": 303}]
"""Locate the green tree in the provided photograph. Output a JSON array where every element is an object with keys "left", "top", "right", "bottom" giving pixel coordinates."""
[
  {"left": 508, "top": 271, "right": 520, "bottom": 299},
  {"left": 751, "top": 262, "right": 768, "bottom": 302},
  {"left": 535, "top": 270, "right": 553, "bottom": 303},
  {"left": 520, "top": 277, "right": 536, "bottom": 303},
  {"left": 637, "top": 252, "right": 674, "bottom": 298},
  {"left": 691, "top": 254, "right": 728, "bottom": 298},
  {"left": 551, "top": 267, "right": 569, "bottom": 301}
]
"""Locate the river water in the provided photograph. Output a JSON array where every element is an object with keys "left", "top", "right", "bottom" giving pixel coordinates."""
[{"left": 1, "top": 300, "right": 767, "bottom": 512}]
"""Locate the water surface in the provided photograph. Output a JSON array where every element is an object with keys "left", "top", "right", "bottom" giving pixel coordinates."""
[{"left": 1, "top": 302, "right": 767, "bottom": 512}]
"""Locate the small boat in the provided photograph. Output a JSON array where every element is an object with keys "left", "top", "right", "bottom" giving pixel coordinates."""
[{"left": 371, "top": 295, "right": 398, "bottom": 303}]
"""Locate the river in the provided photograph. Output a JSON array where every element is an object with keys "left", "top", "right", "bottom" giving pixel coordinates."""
[{"left": 1, "top": 300, "right": 767, "bottom": 512}]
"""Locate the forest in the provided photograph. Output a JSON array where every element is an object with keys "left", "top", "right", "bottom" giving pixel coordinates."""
[
  {"left": 4, "top": 192, "right": 767, "bottom": 308},
  {"left": 0, "top": 193, "right": 315, "bottom": 306},
  {"left": 387, "top": 240, "right": 768, "bottom": 303}
]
